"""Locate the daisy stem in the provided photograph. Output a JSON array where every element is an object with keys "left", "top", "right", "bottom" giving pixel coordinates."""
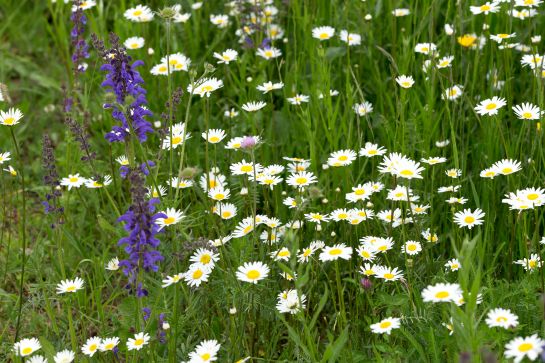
[
  {"left": 66, "top": 297, "right": 78, "bottom": 353},
  {"left": 334, "top": 261, "right": 346, "bottom": 329},
  {"left": 10, "top": 128, "right": 27, "bottom": 342}
]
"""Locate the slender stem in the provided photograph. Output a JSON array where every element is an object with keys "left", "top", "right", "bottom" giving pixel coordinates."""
[{"left": 11, "top": 128, "right": 27, "bottom": 342}]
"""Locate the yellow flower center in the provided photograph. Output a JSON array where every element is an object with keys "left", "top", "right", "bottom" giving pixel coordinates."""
[
  {"left": 265, "top": 50, "right": 273, "bottom": 57},
  {"left": 159, "top": 66, "right": 167, "bottom": 72},
  {"left": 502, "top": 167, "right": 512, "bottom": 174},
  {"left": 3, "top": 117, "right": 15, "bottom": 125},
  {"left": 379, "top": 321, "right": 392, "bottom": 329},
  {"left": 214, "top": 193, "right": 225, "bottom": 200},
  {"left": 518, "top": 343, "right": 533, "bottom": 352},
  {"left": 522, "top": 112, "right": 533, "bottom": 119},
  {"left": 338, "top": 213, "right": 347, "bottom": 219},
  {"left": 496, "top": 316, "right": 507, "bottom": 322},
  {"left": 133, "top": 10, "right": 142, "bottom": 16},
  {"left": 295, "top": 177, "right": 308, "bottom": 184},
  {"left": 528, "top": 193, "right": 539, "bottom": 200},
  {"left": 222, "top": 211, "right": 231, "bottom": 218},
  {"left": 480, "top": 5, "right": 490, "bottom": 11},
  {"left": 303, "top": 249, "right": 312, "bottom": 257},
  {"left": 338, "top": 155, "right": 348, "bottom": 161},
  {"left": 319, "top": 32, "right": 329, "bottom": 39},
  {"left": 104, "top": 343, "right": 114, "bottom": 350},
  {"left": 209, "top": 136, "right": 220, "bottom": 143},
  {"left": 401, "top": 82, "right": 411, "bottom": 87},
  {"left": 440, "top": 60, "right": 449, "bottom": 67},
  {"left": 69, "top": 177, "right": 78, "bottom": 183},
  {"left": 201, "top": 353, "right": 211, "bottom": 361},
  {"left": 163, "top": 217, "right": 175, "bottom": 225},
  {"left": 384, "top": 273, "right": 395, "bottom": 279},
  {"left": 202, "top": 85, "right": 213, "bottom": 92},
  {"left": 241, "top": 165, "right": 253, "bottom": 172},
  {"left": 22, "top": 347, "right": 33, "bottom": 355},
  {"left": 243, "top": 225, "right": 253, "bottom": 234},
  {"left": 485, "top": 103, "right": 497, "bottom": 110},
  {"left": 278, "top": 250, "right": 290, "bottom": 257},
  {"left": 66, "top": 285, "right": 76, "bottom": 292},
  {"left": 408, "top": 245, "right": 416, "bottom": 251},
  {"left": 193, "top": 269, "right": 203, "bottom": 279},
  {"left": 498, "top": 34, "right": 509, "bottom": 39},
  {"left": 89, "top": 344, "right": 97, "bottom": 351},
  {"left": 246, "top": 269, "right": 260, "bottom": 279},
  {"left": 329, "top": 248, "right": 342, "bottom": 255},
  {"left": 464, "top": 216, "right": 475, "bottom": 224},
  {"left": 435, "top": 291, "right": 449, "bottom": 299},
  {"left": 131, "top": 43, "right": 139, "bottom": 49},
  {"left": 355, "top": 189, "right": 365, "bottom": 195},
  {"left": 421, "top": 47, "right": 429, "bottom": 52},
  {"left": 134, "top": 338, "right": 144, "bottom": 346}
]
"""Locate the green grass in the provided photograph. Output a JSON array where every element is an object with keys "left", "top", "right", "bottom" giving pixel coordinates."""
[{"left": 1, "top": 0, "right": 545, "bottom": 361}]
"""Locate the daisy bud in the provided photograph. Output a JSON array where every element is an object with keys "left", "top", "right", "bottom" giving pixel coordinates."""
[
  {"left": 316, "top": 225, "right": 322, "bottom": 231},
  {"left": 246, "top": 76, "right": 253, "bottom": 82},
  {"left": 322, "top": 198, "right": 328, "bottom": 204},
  {"left": 360, "top": 278, "right": 373, "bottom": 290},
  {"left": 229, "top": 307, "right": 237, "bottom": 314},
  {"left": 158, "top": 6, "right": 177, "bottom": 20},
  {"left": 240, "top": 187, "right": 248, "bottom": 195},
  {"left": 407, "top": 258, "right": 414, "bottom": 268},
  {"left": 330, "top": 231, "right": 336, "bottom": 237},
  {"left": 322, "top": 164, "right": 329, "bottom": 169},
  {"left": 335, "top": 187, "right": 341, "bottom": 192},
  {"left": 531, "top": 35, "right": 541, "bottom": 44},
  {"left": 153, "top": 121, "right": 161, "bottom": 128},
  {"left": 364, "top": 14, "right": 372, "bottom": 20},
  {"left": 180, "top": 167, "right": 198, "bottom": 179},
  {"left": 162, "top": 322, "right": 170, "bottom": 330},
  {"left": 366, "top": 202, "right": 374, "bottom": 208},
  {"left": 444, "top": 23, "right": 454, "bottom": 35},
  {"left": 204, "top": 63, "right": 216, "bottom": 74},
  {"left": 148, "top": 48, "right": 155, "bottom": 55},
  {"left": 283, "top": 38, "right": 288, "bottom": 43},
  {"left": 281, "top": 191, "right": 287, "bottom": 195},
  {"left": 482, "top": 23, "right": 489, "bottom": 30}
]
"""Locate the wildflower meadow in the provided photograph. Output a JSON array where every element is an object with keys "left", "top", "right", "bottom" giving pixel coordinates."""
[{"left": 3, "top": 0, "right": 545, "bottom": 361}]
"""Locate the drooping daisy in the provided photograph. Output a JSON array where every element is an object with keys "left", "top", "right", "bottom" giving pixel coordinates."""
[
  {"left": 0, "top": 108, "right": 23, "bottom": 126},
  {"left": 236, "top": 261, "right": 270, "bottom": 284},
  {"left": 490, "top": 33, "right": 516, "bottom": 44},
  {"left": 127, "top": 332, "right": 150, "bottom": 351},
  {"left": 445, "top": 168, "right": 462, "bottom": 178},
  {"left": 242, "top": 101, "right": 267, "bottom": 112},
  {"left": 513, "top": 103, "right": 543, "bottom": 120},
  {"left": 210, "top": 14, "right": 229, "bottom": 28},
  {"left": 453, "top": 208, "right": 485, "bottom": 229},
  {"left": 169, "top": 177, "right": 194, "bottom": 189},
  {"left": 256, "top": 81, "right": 284, "bottom": 94},
  {"left": 230, "top": 160, "right": 262, "bottom": 176},
  {"left": 312, "top": 26, "right": 335, "bottom": 40},
  {"left": 56, "top": 277, "right": 85, "bottom": 294},
  {"left": 474, "top": 96, "right": 507, "bottom": 116},
  {"left": 414, "top": 42, "right": 437, "bottom": 55},
  {"left": 504, "top": 334, "right": 545, "bottom": 363},
  {"left": 442, "top": 85, "right": 463, "bottom": 100},
  {"left": 14, "top": 337, "right": 41, "bottom": 357},
  {"left": 360, "top": 263, "right": 379, "bottom": 277},
  {"left": 370, "top": 317, "right": 401, "bottom": 335},
  {"left": 276, "top": 289, "right": 307, "bottom": 314},
  {"left": 214, "top": 202, "right": 237, "bottom": 219},
  {"left": 287, "top": 94, "right": 310, "bottom": 105},
  {"left": 162, "top": 53, "right": 191, "bottom": 72},
  {"left": 105, "top": 257, "right": 119, "bottom": 271},
  {"left": 353, "top": 101, "right": 374, "bottom": 116},
  {"left": 81, "top": 336, "right": 101, "bottom": 357},
  {"left": 0, "top": 151, "right": 11, "bottom": 164},
  {"left": 319, "top": 244, "right": 353, "bottom": 262},
  {"left": 213, "top": 49, "right": 238, "bottom": 64},
  {"left": 393, "top": 158, "right": 424, "bottom": 179},
  {"left": 161, "top": 273, "right": 184, "bottom": 288},
  {"left": 485, "top": 308, "right": 519, "bottom": 329},
  {"left": 124, "top": 37, "right": 145, "bottom": 50},
  {"left": 396, "top": 75, "right": 415, "bottom": 88},
  {"left": 232, "top": 217, "right": 255, "bottom": 238},
  {"left": 422, "top": 283, "right": 462, "bottom": 303},
  {"left": 188, "top": 78, "right": 224, "bottom": 97},
  {"left": 339, "top": 30, "right": 361, "bottom": 45}
]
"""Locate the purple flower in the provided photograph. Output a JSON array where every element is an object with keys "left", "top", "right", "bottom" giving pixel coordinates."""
[
  {"left": 70, "top": 7, "right": 90, "bottom": 73},
  {"left": 97, "top": 34, "right": 154, "bottom": 143},
  {"left": 117, "top": 169, "right": 166, "bottom": 296}
]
